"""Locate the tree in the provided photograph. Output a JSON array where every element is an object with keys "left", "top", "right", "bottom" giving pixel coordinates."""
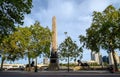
[
  {"left": 16, "top": 27, "right": 32, "bottom": 71},
  {"left": 30, "top": 21, "right": 52, "bottom": 58},
  {"left": 0, "top": 20, "right": 52, "bottom": 71},
  {"left": 29, "top": 21, "right": 52, "bottom": 72},
  {"left": 59, "top": 35, "right": 83, "bottom": 72},
  {"left": 0, "top": 0, "right": 32, "bottom": 70},
  {"left": 79, "top": 5, "right": 120, "bottom": 71},
  {"left": 0, "top": 29, "right": 27, "bottom": 70},
  {"left": 0, "top": 26, "right": 34, "bottom": 71},
  {"left": 17, "top": 21, "right": 52, "bottom": 71},
  {"left": 0, "top": 0, "right": 32, "bottom": 41}
]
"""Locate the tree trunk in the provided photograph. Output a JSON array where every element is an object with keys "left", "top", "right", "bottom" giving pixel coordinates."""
[
  {"left": 0, "top": 55, "right": 5, "bottom": 71},
  {"left": 111, "top": 50, "right": 118, "bottom": 71},
  {"left": 28, "top": 52, "right": 31, "bottom": 71},
  {"left": 68, "top": 54, "right": 69, "bottom": 72},
  {"left": 109, "top": 42, "right": 118, "bottom": 72}
]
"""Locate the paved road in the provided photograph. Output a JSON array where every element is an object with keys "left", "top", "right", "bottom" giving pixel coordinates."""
[{"left": 0, "top": 71, "right": 120, "bottom": 77}]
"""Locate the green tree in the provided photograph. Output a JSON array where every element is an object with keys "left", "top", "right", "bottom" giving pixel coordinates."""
[
  {"left": 0, "top": 21, "right": 52, "bottom": 71},
  {"left": 0, "top": 29, "right": 27, "bottom": 70},
  {"left": 16, "top": 27, "right": 32, "bottom": 71},
  {"left": 30, "top": 21, "right": 52, "bottom": 58},
  {"left": 0, "top": 26, "right": 32, "bottom": 71},
  {"left": 0, "top": 0, "right": 32, "bottom": 40},
  {"left": 79, "top": 5, "right": 120, "bottom": 71},
  {"left": 29, "top": 21, "right": 52, "bottom": 71},
  {"left": 0, "top": 0, "right": 32, "bottom": 70},
  {"left": 59, "top": 35, "right": 83, "bottom": 72},
  {"left": 17, "top": 22, "right": 52, "bottom": 71},
  {"left": 0, "top": 36, "right": 11, "bottom": 71}
]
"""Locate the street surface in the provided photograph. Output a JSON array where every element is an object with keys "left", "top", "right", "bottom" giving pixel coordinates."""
[{"left": 0, "top": 71, "right": 120, "bottom": 77}]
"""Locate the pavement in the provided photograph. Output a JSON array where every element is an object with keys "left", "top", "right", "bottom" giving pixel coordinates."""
[
  {"left": 0, "top": 70, "right": 120, "bottom": 77},
  {"left": 1, "top": 70, "right": 120, "bottom": 74}
]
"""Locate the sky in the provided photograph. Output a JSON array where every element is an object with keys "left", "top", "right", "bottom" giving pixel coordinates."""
[{"left": 10, "top": 0, "right": 120, "bottom": 64}]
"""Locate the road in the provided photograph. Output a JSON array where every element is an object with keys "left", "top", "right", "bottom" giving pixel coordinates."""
[{"left": 0, "top": 71, "right": 120, "bottom": 77}]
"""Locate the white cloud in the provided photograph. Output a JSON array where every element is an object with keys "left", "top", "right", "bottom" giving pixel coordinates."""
[{"left": 89, "top": 0, "right": 109, "bottom": 12}]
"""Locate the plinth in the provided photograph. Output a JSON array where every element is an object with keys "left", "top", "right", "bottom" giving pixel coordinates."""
[{"left": 48, "top": 52, "right": 59, "bottom": 70}]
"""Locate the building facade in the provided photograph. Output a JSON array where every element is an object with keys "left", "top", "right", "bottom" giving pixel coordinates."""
[
  {"left": 108, "top": 52, "right": 120, "bottom": 65},
  {"left": 91, "top": 52, "right": 102, "bottom": 65}
]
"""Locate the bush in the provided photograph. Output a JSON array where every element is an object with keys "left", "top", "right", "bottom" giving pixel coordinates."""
[{"left": 89, "top": 62, "right": 99, "bottom": 66}]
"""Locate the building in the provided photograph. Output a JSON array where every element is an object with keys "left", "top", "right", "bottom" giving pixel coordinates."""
[
  {"left": 119, "top": 56, "right": 120, "bottom": 64},
  {"left": 43, "top": 58, "right": 49, "bottom": 64},
  {"left": 115, "top": 52, "right": 120, "bottom": 64},
  {"left": 0, "top": 63, "right": 25, "bottom": 70},
  {"left": 108, "top": 52, "right": 114, "bottom": 65},
  {"left": 91, "top": 52, "right": 102, "bottom": 65},
  {"left": 108, "top": 51, "right": 120, "bottom": 65},
  {"left": 102, "top": 56, "right": 109, "bottom": 64}
]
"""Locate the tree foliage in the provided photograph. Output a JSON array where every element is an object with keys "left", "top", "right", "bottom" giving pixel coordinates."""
[
  {"left": 0, "top": 26, "right": 31, "bottom": 65},
  {"left": 0, "top": 27, "right": 30, "bottom": 70},
  {"left": 59, "top": 36, "right": 83, "bottom": 61},
  {"left": 79, "top": 5, "right": 120, "bottom": 71},
  {"left": 0, "top": 0, "right": 32, "bottom": 40},
  {"left": 29, "top": 21, "right": 52, "bottom": 58},
  {"left": 0, "top": 21, "right": 52, "bottom": 71}
]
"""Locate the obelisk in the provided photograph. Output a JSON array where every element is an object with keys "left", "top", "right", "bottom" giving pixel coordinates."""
[
  {"left": 52, "top": 16, "right": 57, "bottom": 52},
  {"left": 49, "top": 16, "right": 59, "bottom": 70}
]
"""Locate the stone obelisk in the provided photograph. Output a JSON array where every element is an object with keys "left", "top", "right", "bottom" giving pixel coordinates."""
[
  {"left": 49, "top": 16, "right": 59, "bottom": 70},
  {"left": 52, "top": 16, "right": 57, "bottom": 52}
]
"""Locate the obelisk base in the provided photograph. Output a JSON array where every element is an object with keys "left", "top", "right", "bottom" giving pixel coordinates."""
[
  {"left": 48, "top": 60, "right": 59, "bottom": 70},
  {"left": 48, "top": 52, "right": 59, "bottom": 70}
]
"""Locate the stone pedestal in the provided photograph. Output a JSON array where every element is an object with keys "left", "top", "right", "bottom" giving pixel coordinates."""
[{"left": 49, "top": 52, "right": 59, "bottom": 70}]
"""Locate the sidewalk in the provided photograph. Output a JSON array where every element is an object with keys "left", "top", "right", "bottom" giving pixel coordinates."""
[
  {"left": 1, "top": 70, "right": 120, "bottom": 77},
  {"left": 1, "top": 70, "right": 120, "bottom": 74}
]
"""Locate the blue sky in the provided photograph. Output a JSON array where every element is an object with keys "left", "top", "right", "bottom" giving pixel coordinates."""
[
  {"left": 15, "top": 0, "right": 120, "bottom": 64},
  {"left": 24, "top": 0, "right": 120, "bottom": 44}
]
